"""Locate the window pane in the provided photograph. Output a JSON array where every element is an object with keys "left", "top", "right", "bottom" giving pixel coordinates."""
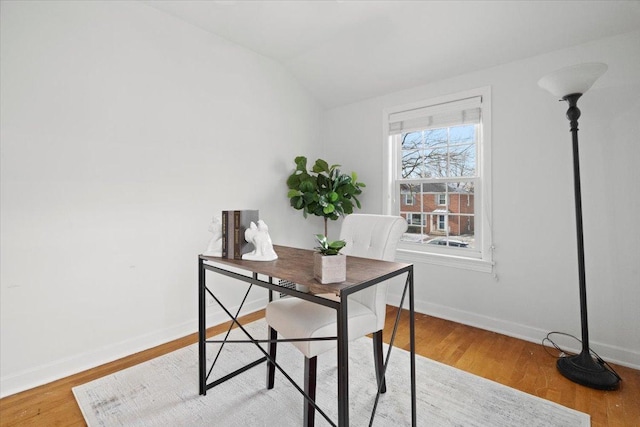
[
  {"left": 449, "top": 143, "right": 476, "bottom": 177},
  {"left": 424, "top": 147, "right": 448, "bottom": 177},
  {"left": 401, "top": 132, "right": 425, "bottom": 178},
  {"left": 424, "top": 128, "right": 447, "bottom": 148},
  {"left": 400, "top": 125, "right": 478, "bottom": 180},
  {"left": 399, "top": 180, "right": 475, "bottom": 249},
  {"left": 449, "top": 125, "right": 475, "bottom": 144},
  {"left": 400, "top": 183, "right": 426, "bottom": 242}
]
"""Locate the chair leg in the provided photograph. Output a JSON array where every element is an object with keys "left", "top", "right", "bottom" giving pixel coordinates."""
[
  {"left": 373, "top": 330, "right": 387, "bottom": 394},
  {"left": 303, "top": 356, "right": 317, "bottom": 427},
  {"left": 266, "top": 326, "right": 277, "bottom": 389}
]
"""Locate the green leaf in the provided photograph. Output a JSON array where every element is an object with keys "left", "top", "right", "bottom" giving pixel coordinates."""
[
  {"left": 335, "top": 174, "right": 350, "bottom": 186},
  {"left": 303, "top": 192, "right": 316, "bottom": 203},
  {"left": 294, "top": 156, "right": 307, "bottom": 172},
  {"left": 290, "top": 196, "right": 303, "bottom": 210},
  {"left": 328, "top": 240, "right": 346, "bottom": 251},
  {"left": 287, "top": 189, "right": 300, "bottom": 198},
  {"left": 316, "top": 174, "right": 330, "bottom": 189},
  {"left": 323, "top": 204, "right": 335, "bottom": 214},
  {"left": 312, "top": 158, "right": 330, "bottom": 174},
  {"left": 339, "top": 184, "right": 355, "bottom": 196},
  {"left": 353, "top": 196, "right": 361, "bottom": 209},
  {"left": 299, "top": 179, "right": 316, "bottom": 193},
  {"left": 286, "top": 174, "right": 300, "bottom": 189}
]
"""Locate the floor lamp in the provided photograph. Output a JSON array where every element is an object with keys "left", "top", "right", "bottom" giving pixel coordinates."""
[{"left": 538, "top": 63, "right": 620, "bottom": 390}]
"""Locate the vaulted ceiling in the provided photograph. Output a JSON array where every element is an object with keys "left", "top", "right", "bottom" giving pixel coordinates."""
[{"left": 144, "top": 1, "right": 640, "bottom": 108}]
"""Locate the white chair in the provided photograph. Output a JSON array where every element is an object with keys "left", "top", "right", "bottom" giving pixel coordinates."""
[{"left": 265, "top": 214, "right": 408, "bottom": 427}]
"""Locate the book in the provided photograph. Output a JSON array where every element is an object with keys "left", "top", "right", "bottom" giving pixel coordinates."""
[
  {"left": 221, "top": 211, "right": 226, "bottom": 258},
  {"left": 221, "top": 210, "right": 234, "bottom": 259},
  {"left": 221, "top": 210, "right": 259, "bottom": 259}
]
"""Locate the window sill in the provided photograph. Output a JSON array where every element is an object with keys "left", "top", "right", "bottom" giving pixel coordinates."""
[{"left": 396, "top": 248, "right": 494, "bottom": 273}]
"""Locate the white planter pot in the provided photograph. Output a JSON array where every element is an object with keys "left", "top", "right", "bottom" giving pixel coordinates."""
[{"left": 313, "top": 252, "right": 346, "bottom": 284}]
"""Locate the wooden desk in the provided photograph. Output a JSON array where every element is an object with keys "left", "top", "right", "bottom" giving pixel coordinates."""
[{"left": 198, "top": 245, "right": 416, "bottom": 426}]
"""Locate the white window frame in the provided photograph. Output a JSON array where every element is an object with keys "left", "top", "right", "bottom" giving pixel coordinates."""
[{"left": 382, "top": 87, "right": 493, "bottom": 273}]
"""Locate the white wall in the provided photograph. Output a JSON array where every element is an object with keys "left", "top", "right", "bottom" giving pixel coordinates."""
[
  {"left": 0, "top": 1, "right": 324, "bottom": 396},
  {"left": 323, "top": 31, "right": 640, "bottom": 369}
]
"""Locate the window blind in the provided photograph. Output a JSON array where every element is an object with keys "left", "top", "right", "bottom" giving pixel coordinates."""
[{"left": 388, "top": 96, "right": 482, "bottom": 135}]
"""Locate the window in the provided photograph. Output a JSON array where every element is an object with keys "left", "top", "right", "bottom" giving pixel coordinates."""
[
  {"left": 408, "top": 213, "right": 424, "bottom": 225},
  {"left": 383, "top": 87, "right": 493, "bottom": 272}
]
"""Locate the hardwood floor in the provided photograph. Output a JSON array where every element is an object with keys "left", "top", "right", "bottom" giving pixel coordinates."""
[{"left": 1, "top": 308, "right": 638, "bottom": 426}]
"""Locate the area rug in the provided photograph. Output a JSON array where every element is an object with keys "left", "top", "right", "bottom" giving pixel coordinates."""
[{"left": 73, "top": 320, "right": 589, "bottom": 426}]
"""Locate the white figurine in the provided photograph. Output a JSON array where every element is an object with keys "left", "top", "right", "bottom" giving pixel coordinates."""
[
  {"left": 242, "top": 220, "right": 278, "bottom": 261},
  {"left": 203, "top": 217, "right": 223, "bottom": 257}
]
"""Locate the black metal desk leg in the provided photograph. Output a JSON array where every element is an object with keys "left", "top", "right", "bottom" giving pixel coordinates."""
[
  {"left": 337, "top": 296, "right": 349, "bottom": 426},
  {"left": 409, "top": 268, "right": 416, "bottom": 426},
  {"left": 266, "top": 326, "right": 277, "bottom": 389},
  {"left": 266, "top": 287, "right": 276, "bottom": 389},
  {"left": 198, "top": 257, "right": 206, "bottom": 395}
]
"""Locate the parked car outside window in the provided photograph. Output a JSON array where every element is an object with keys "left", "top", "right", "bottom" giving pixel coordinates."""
[{"left": 426, "top": 237, "right": 469, "bottom": 248}]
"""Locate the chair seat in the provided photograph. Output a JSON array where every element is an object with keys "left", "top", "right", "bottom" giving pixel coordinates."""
[{"left": 266, "top": 296, "right": 377, "bottom": 359}]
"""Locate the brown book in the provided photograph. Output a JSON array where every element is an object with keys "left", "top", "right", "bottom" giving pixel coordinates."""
[
  {"left": 221, "top": 211, "right": 229, "bottom": 258},
  {"left": 227, "top": 211, "right": 235, "bottom": 259}
]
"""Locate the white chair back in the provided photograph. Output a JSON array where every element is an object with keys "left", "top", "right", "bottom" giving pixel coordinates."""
[{"left": 339, "top": 214, "right": 408, "bottom": 331}]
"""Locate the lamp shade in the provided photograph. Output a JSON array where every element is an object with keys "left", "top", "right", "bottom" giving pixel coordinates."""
[{"left": 538, "top": 62, "right": 607, "bottom": 97}]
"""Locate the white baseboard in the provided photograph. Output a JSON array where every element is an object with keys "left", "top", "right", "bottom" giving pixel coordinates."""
[
  {"left": 0, "top": 298, "right": 267, "bottom": 399},
  {"left": 386, "top": 292, "right": 640, "bottom": 371}
]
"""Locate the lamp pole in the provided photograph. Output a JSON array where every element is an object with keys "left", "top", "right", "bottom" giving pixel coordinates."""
[
  {"left": 564, "top": 93, "right": 589, "bottom": 348},
  {"left": 554, "top": 93, "right": 620, "bottom": 390}
]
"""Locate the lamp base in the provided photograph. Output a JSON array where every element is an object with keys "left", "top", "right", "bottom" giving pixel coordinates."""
[{"left": 557, "top": 351, "right": 620, "bottom": 390}]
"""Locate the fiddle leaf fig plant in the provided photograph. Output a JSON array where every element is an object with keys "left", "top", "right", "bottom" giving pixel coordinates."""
[
  {"left": 286, "top": 156, "right": 365, "bottom": 237},
  {"left": 314, "top": 234, "right": 346, "bottom": 256}
]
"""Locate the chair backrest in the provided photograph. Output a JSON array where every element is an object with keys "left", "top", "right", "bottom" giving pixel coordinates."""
[{"left": 339, "top": 214, "right": 408, "bottom": 331}]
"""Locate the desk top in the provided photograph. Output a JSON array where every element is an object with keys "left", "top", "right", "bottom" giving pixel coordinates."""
[{"left": 200, "top": 245, "right": 411, "bottom": 296}]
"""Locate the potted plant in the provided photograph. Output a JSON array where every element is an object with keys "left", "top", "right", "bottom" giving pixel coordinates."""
[
  {"left": 286, "top": 156, "right": 365, "bottom": 238},
  {"left": 313, "top": 234, "right": 347, "bottom": 284}
]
